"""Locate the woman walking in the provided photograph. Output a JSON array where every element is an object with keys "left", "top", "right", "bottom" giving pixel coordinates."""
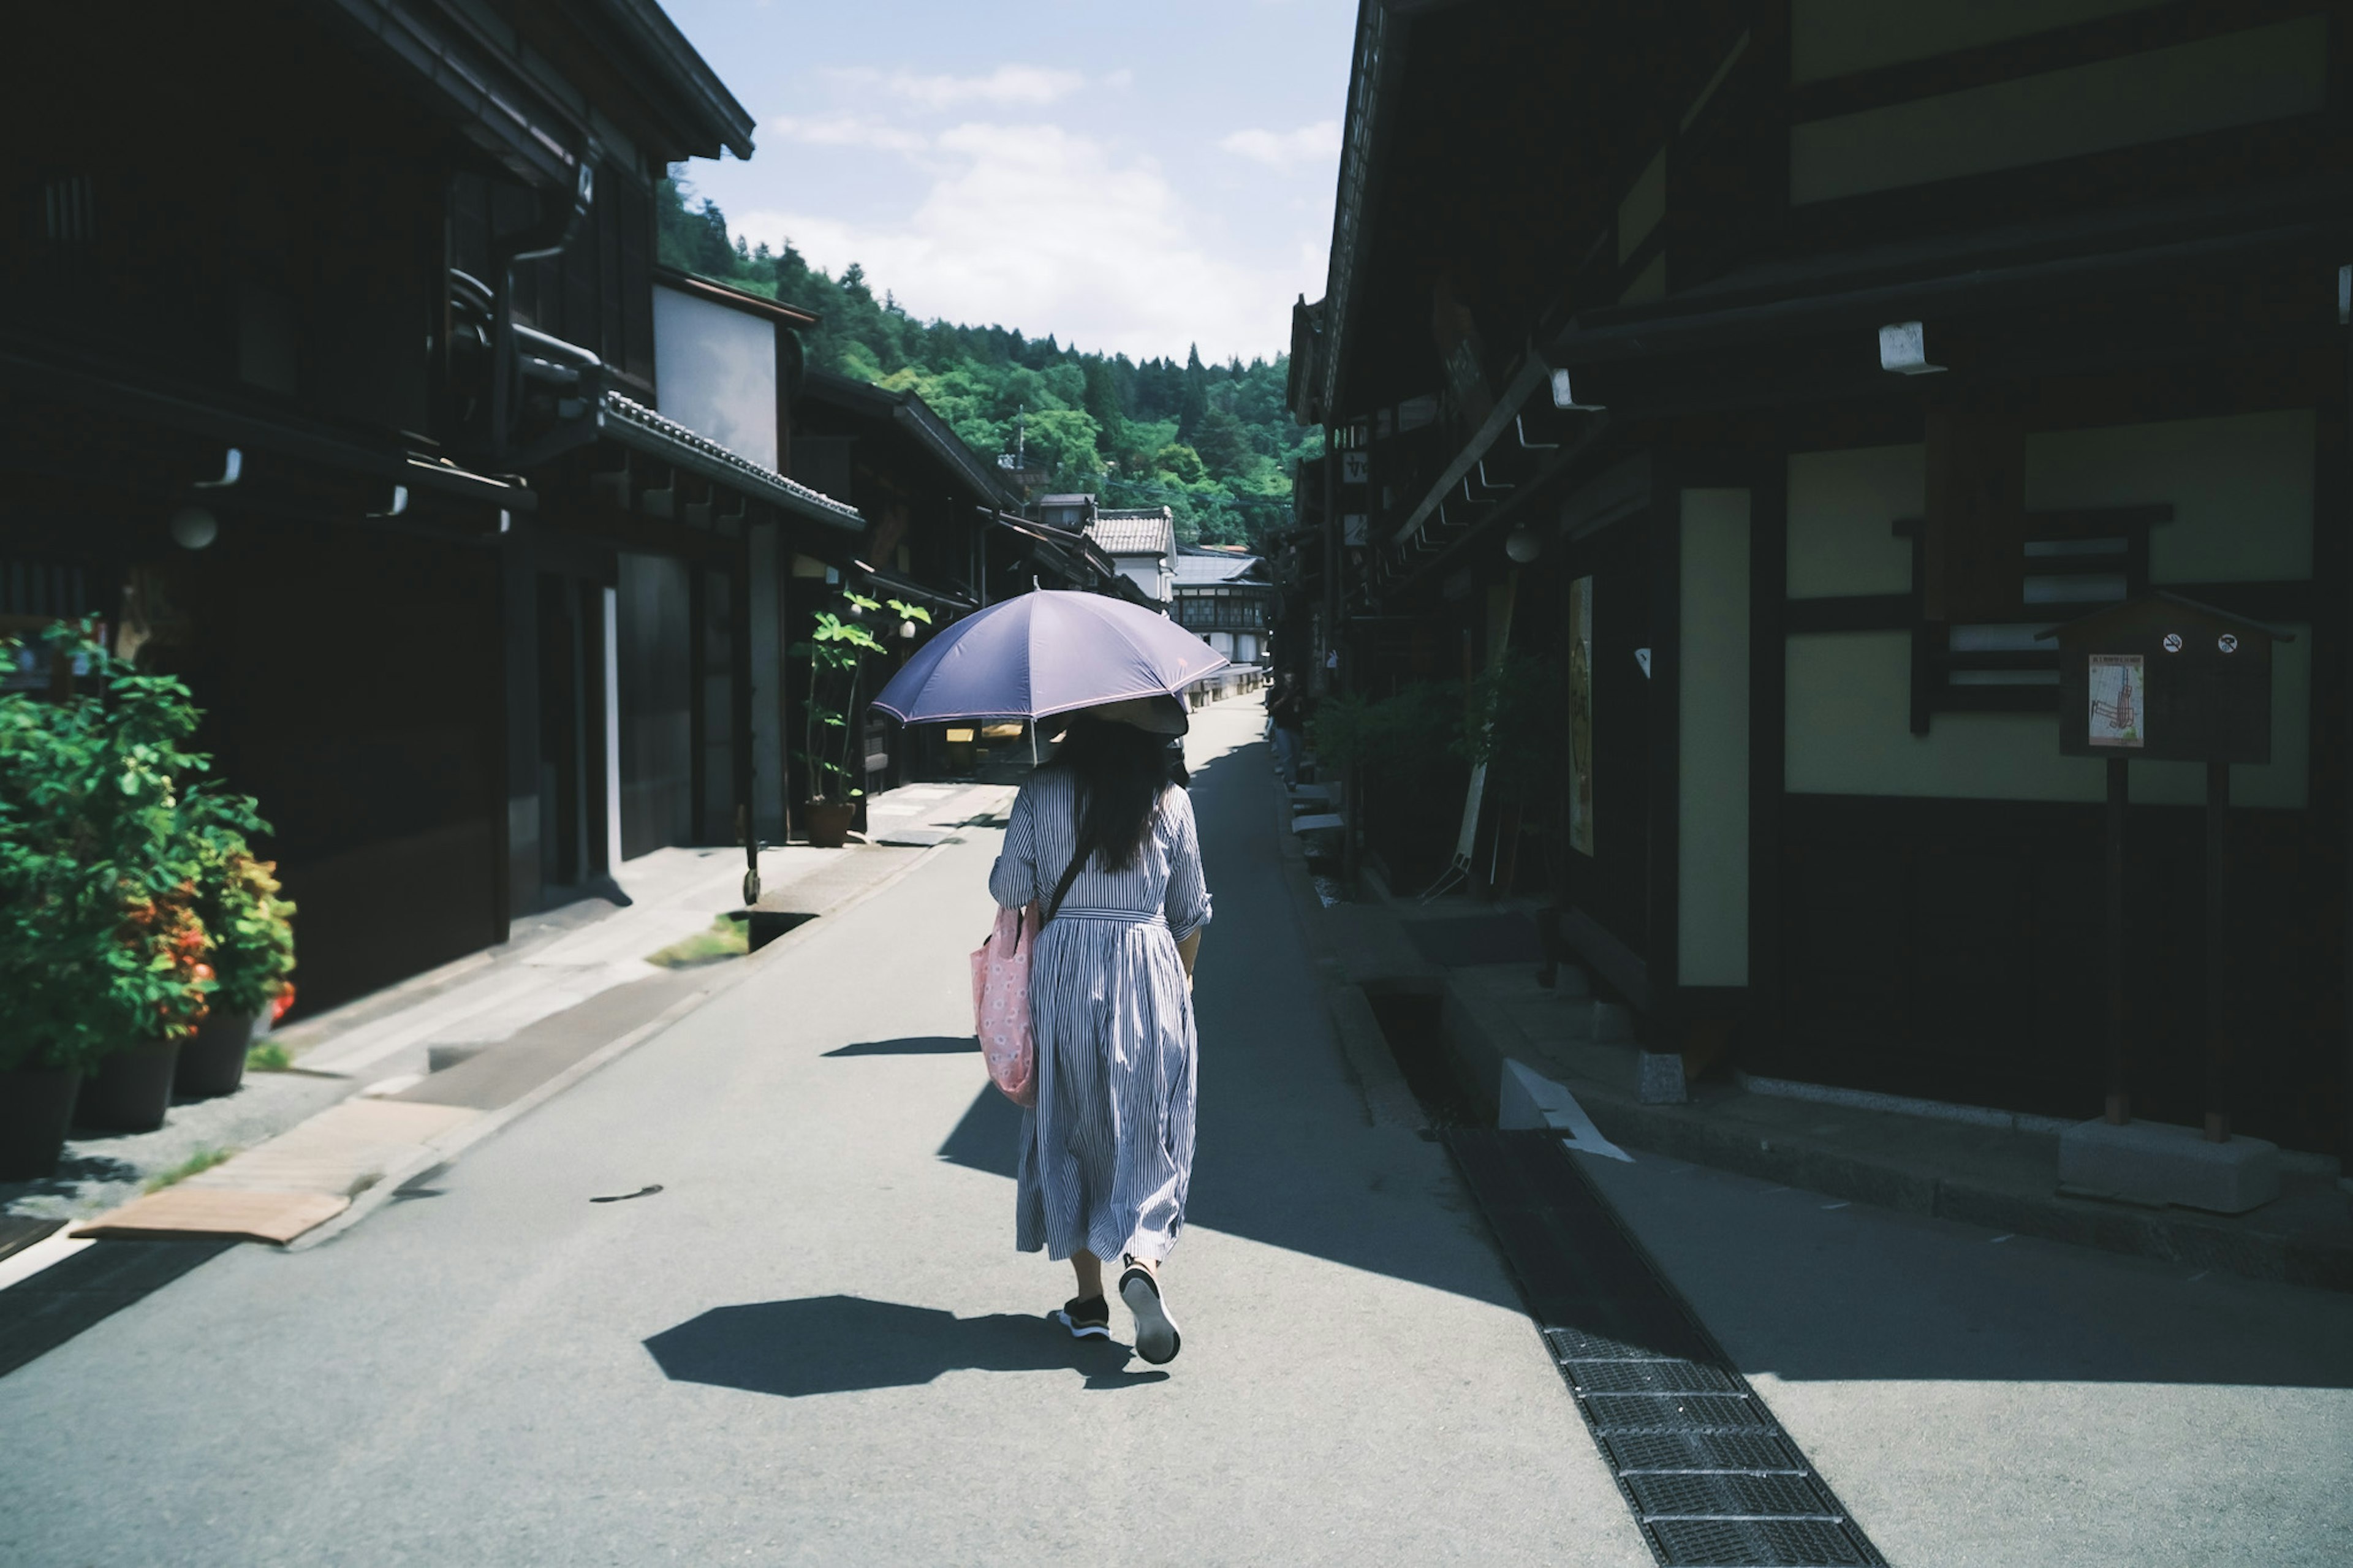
[{"left": 989, "top": 696, "right": 1209, "bottom": 1366}]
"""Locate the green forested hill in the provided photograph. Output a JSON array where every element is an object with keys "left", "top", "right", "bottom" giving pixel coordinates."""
[{"left": 657, "top": 175, "right": 1317, "bottom": 547}]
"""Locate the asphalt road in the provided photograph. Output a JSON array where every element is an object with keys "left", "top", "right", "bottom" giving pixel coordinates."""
[
  {"left": 8, "top": 696, "right": 2346, "bottom": 1566},
  {"left": 0, "top": 701, "right": 1646, "bottom": 1567}
]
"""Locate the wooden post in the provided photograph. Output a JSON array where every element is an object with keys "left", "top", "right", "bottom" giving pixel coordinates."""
[
  {"left": 2105, "top": 756, "right": 2129, "bottom": 1124},
  {"left": 2205, "top": 759, "right": 2231, "bottom": 1143}
]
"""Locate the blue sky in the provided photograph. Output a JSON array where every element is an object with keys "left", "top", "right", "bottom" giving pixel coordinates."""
[{"left": 657, "top": 1, "right": 1357, "bottom": 363}]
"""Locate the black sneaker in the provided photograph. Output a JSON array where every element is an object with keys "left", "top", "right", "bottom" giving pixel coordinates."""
[
  {"left": 1118, "top": 1256, "right": 1181, "bottom": 1365},
  {"left": 1051, "top": 1293, "right": 1110, "bottom": 1339}
]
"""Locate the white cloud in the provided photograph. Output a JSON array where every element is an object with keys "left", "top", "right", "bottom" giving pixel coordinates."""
[
  {"left": 767, "top": 114, "right": 931, "bottom": 157},
  {"left": 1218, "top": 119, "right": 1341, "bottom": 173},
  {"left": 733, "top": 121, "right": 1321, "bottom": 360},
  {"left": 828, "top": 64, "right": 1088, "bottom": 111}
]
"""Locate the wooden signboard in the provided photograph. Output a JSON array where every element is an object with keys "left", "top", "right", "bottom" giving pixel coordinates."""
[
  {"left": 2046, "top": 593, "right": 2281, "bottom": 765},
  {"left": 2040, "top": 591, "right": 2289, "bottom": 1140}
]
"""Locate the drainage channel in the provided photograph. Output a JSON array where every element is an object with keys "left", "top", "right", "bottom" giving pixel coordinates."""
[{"left": 1446, "top": 1129, "right": 1887, "bottom": 1567}]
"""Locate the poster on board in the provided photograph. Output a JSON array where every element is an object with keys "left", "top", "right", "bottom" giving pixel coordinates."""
[
  {"left": 1567, "top": 575, "right": 1594, "bottom": 855},
  {"left": 2088, "top": 653, "right": 2145, "bottom": 748}
]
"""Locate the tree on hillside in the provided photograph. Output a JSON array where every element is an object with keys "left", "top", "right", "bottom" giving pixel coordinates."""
[
  {"left": 653, "top": 172, "right": 1316, "bottom": 548},
  {"left": 1189, "top": 403, "right": 1253, "bottom": 479},
  {"left": 1177, "top": 345, "right": 1209, "bottom": 441}
]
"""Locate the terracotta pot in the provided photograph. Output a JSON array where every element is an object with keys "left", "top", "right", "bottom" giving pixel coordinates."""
[
  {"left": 0, "top": 1066, "right": 81, "bottom": 1180},
  {"left": 78, "top": 1039, "right": 181, "bottom": 1132},
  {"left": 805, "top": 800, "right": 857, "bottom": 849},
  {"left": 175, "top": 1009, "right": 259, "bottom": 1099}
]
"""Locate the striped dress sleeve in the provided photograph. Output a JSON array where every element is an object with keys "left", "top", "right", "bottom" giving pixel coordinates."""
[
  {"left": 1161, "top": 786, "right": 1211, "bottom": 939},
  {"left": 990, "top": 779, "right": 1041, "bottom": 909}
]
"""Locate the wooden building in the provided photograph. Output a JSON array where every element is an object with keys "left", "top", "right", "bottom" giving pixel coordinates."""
[
  {"left": 0, "top": 0, "right": 861, "bottom": 1015},
  {"left": 1293, "top": 0, "right": 2352, "bottom": 1158},
  {"left": 1174, "top": 547, "right": 1275, "bottom": 668}
]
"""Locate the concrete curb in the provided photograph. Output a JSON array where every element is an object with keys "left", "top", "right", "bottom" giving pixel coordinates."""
[
  {"left": 1436, "top": 984, "right": 2353, "bottom": 1294},
  {"left": 285, "top": 835, "right": 963, "bottom": 1253},
  {"left": 1262, "top": 757, "right": 1425, "bottom": 1131},
  {"left": 285, "top": 988, "right": 714, "bottom": 1251}
]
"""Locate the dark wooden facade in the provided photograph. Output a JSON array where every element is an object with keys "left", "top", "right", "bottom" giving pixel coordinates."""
[
  {"left": 0, "top": 0, "right": 857, "bottom": 1016},
  {"left": 1296, "top": 0, "right": 2353, "bottom": 1158}
]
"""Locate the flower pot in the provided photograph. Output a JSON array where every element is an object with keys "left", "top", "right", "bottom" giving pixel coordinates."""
[
  {"left": 0, "top": 1066, "right": 81, "bottom": 1180},
  {"left": 805, "top": 800, "right": 857, "bottom": 849},
  {"left": 175, "top": 1009, "right": 259, "bottom": 1099},
  {"left": 78, "top": 1040, "right": 181, "bottom": 1132}
]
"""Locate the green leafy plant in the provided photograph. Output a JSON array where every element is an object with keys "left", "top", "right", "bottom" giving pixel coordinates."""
[
  {"left": 1457, "top": 653, "right": 1565, "bottom": 809},
  {"left": 645, "top": 912, "right": 750, "bottom": 969},
  {"left": 795, "top": 593, "right": 890, "bottom": 807},
  {"left": 793, "top": 593, "right": 932, "bottom": 808},
  {"left": 145, "top": 1145, "right": 236, "bottom": 1193},
  {"left": 188, "top": 813, "right": 297, "bottom": 1019},
  {"left": 1307, "top": 681, "right": 1465, "bottom": 779},
  {"left": 0, "top": 621, "right": 223, "bottom": 1071}
]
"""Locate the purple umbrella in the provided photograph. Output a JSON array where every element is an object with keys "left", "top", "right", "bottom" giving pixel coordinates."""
[{"left": 869, "top": 590, "right": 1227, "bottom": 724}]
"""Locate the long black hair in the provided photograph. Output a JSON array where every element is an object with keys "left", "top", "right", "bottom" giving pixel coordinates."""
[{"left": 1042, "top": 717, "right": 1171, "bottom": 920}]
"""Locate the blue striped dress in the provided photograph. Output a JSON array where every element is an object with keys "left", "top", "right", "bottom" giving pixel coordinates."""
[{"left": 990, "top": 765, "right": 1211, "bottom": 1265}]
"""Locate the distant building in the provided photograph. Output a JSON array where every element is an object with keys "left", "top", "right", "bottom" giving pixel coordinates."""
[
  {"left": 1037, "top": 494, "right": 1096, "bottom": 531},
  {"left": 1173, "top": 547, "right": 1273, "bottom": 666},
  {"left": 1084, "top": 507, "right": 1175, "bottom": 610}
]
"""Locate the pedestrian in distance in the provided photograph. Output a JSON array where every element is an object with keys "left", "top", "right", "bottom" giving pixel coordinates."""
[
  {"left": 989, "top": 695, "right": 1209, "bottom": 1366},
  {"left": 1268, "top": 675, "right": 1305, "bottom": 788}
]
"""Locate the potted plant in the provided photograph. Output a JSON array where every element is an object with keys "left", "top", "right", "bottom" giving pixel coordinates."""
[
  {"left": 80, "top": 876, "right": 212, "bottom": 1131},
  {"left": 176, "top": 801, "right": 296, "bottom": 1099},
  {"left": 0, "top": 622, "right": 217, "bottom": 1163},
  {"left": 1306, "top": 681, "right": 1465, "bottom": 890},
  {"left": 795, "top": 592, "right": 928, "bottom": 847}
]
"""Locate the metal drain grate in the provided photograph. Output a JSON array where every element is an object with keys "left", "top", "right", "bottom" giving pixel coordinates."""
[
  {"left": 1647, "top": 1517, "right": 1874, "bottom": 1567},
  {"left": 1565, "top": 1357, "right": 1741, "bottom": 1395},
  {"left": 1605, "top": 1432, "right": 1806, "bottom": 1474},
  {"left": 1626, "top": 1471, "right": 1841, "bottom": 1519},
  {"left": 1445, "top": 1130, "right": 1887, "bottom": 1567}
]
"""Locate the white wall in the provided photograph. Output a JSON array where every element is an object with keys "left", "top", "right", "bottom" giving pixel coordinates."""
[
  {"left": 1790, "top": 0, "right": 2162, "bottom": 85},
  {"left": 1680, "top": 489, "right": 1751, "bottom": 986},
  {"left": 652, "top": 285, "right": 778, "bottom": 472},
  {"left": 2026, "top": 409, "right": 2314, "bottom": 584},
  {"left": 1117, "top": 556, "right": 1172, "bottom": 607},
  {"left": 1785, "top": 627, "right": 2310, "bottom": 808},
  {"left": 1790, "top": 16, "right": 2325, "bottom": 204},
  {"left": 1784, "top": 411, "right": 2315, "bottom": 808},
  {"left": 1787, "top": 444, "right": 1921, "bottom": 598}
]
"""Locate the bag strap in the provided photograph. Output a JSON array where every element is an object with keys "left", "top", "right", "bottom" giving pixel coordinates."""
[{"left": 1042, "top": 790, "right": 1088, "bottom": 924}]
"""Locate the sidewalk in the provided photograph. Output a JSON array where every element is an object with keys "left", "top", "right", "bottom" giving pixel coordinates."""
[
  {"left": 1281, "top": 811, "right": 2353, "bottom": 1292},
  {"left": 0, "top": 780, "right": 1013, "bottom": 1246}
]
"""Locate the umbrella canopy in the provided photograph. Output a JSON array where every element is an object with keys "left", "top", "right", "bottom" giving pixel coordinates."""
[{"left": 869, "top": 590, "right": 1227, "bottom": 724}]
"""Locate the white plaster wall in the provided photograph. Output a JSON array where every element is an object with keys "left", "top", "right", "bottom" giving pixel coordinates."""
[
  {"left": 1680, "top": 489, "right": 1751, "bottom": 986},
  {"left": 1790, "top": 17, "right": 2325, "bottom": 204},
  {"left": 1784, "top": 627, "right": 2310, "bottom": 808},
  {"left": 1790, "top": 0, "right": 2161, "bottom": 85},
  {"left": 1787, "top": 444, "right": 1922, "bottom": 598},
  {"left": 1117, "top": 558, "right": 1170, "bottom": 607},
  {"left": 2025, "top": 409, "right": 2314, "bottom": 584},
  {"left": 652, "top": 286, "right": 778, "bottom": 473}
]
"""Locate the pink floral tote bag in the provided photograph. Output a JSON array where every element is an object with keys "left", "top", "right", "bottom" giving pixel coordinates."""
[{"left": 971, "top": 903, "right": 1040, "bottom": 1107}]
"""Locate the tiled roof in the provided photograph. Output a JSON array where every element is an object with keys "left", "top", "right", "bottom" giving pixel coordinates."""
[
  {"left": 599, "top": 393, "right": 864, "bottom": 531},
  {"left": 1085, "top": 507, "right": 1173, "bottom": 557},
  {"left": 1173, "top": 553, "right": 1264, "bottom": 586}
]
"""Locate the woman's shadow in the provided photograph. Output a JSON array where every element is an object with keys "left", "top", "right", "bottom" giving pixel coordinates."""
[{"left": 643, "top": 1295, "right": 1167, "bottom": 1395}]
